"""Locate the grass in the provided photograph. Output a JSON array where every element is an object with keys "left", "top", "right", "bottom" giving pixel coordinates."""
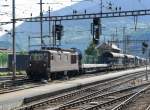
[
  {"left": 0, "top": 72, "right": 9, "bottom": 76},
  {"left": 0, "top": 71, "right": 26, "bottom": 76}
]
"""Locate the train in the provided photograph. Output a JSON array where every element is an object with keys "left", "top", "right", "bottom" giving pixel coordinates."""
[
  {"left": 101, "top": 51, "right": 146, "bottom": 70},
  {"left": 26, "top": 48, "right": 147, "bottom": 81},
  {"left": 26, "top": 48, "right": 82, "bottom": 80}
]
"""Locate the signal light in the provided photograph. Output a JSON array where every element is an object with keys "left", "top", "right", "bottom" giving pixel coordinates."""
[
  {"left": 93, "top": 18, "right": 100, "bottom": 25},
  {"left": 55, "top": 25, "right": 64, "bottom": 40},
  {"left": 142, "top": 42, "right": 148, "bottom": 48}
]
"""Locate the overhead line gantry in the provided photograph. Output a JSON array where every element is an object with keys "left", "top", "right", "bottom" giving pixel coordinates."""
[
  {"left": 1, "top": 9, "right": 150, "bottom": 25},
  {"left": 15, "top": 9, "right": 150, "bottom": 22},
  {"left": 0, "top": 21, "right": 12, "bottom": 25}
]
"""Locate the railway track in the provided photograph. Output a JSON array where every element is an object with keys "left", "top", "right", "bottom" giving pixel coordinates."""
[
  {"left": 0, "top": 70, "right": 121, "bottom": 94},
  {"left": 52, "top": 83, "right": 149, "bottom": 110},
  {"left": 145, "top": 104, "right": 150, "bottom": 110},
  {"left": 0, "top": 75, "right": 26, "bottom": 81},
  {"left": 112, "top": 83, "right": 150, "bottom": 110},
  {"left": 14, "top": 71, "right": 147, "bottom": 110},
  {"left": 0, "top": 69, "right": 144, "bottom": 95},
  {"left": 0, "top": 79, "right": 45, "bottom": 94},
  {"left": 83, "top": 84, "right": 150, "bottom": 110}
]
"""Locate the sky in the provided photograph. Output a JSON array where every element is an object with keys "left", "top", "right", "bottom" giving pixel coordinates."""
[
  {"left": 0, "top": 0, "right": 150, "bottom": 54},
  {"left": 0, "top": 0, "right": 78, "bottom": 36},
  {"left": 0, "top": 0, "right": 150, "bottom": 37}
]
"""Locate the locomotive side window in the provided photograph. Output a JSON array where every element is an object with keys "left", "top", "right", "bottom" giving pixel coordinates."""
[
  {"left": 51, "top": 54, "right": 54, "bottom": 60},
  {"left": 71, "top": 55, "right": 77, "bottom": 64},
  {"left": 59, "top": 54, "right": 61, "bottom": 60},
  {"left": 66, "top": 55, "right": 68, "bottom": 60}
]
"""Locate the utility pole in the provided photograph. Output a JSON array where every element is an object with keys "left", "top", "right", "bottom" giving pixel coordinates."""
[
  {"left": 40, "top": 0, "right": 43, "bottom": 49},
  {"left": 28, "top": 36, "right": 30, "bottom": 51},
  {"left": 12, "top": 0, "right": 16, "bottom": 80},
  {"left": 52, "top": 21, "right": 55, "bottom": 47},
  {"left": 115, "top": 27, "right": 118, "bottom": 38},
  {"left": 99, "top": 0, "right": 102, "bottom": 44},
  {"left": 145, "top": 45, "right": 148, "bottom": 80},
  {"left": 145, "top": 48, "right": 148, "bottom": 81},
  {"left": 146, "top": 53, "right": 148, "bottom": 80},
  {"left": 123, "top": 27, "right": 127, "bottom": 54},
  {"left": 100, "top": 0, "right": 103, "bottom": 14},
  {"left": 142, "top": 42, "right": 149, "bottom": 80},
  {"left": 49, "top": 6, "right": 51, "bottom": 47}
]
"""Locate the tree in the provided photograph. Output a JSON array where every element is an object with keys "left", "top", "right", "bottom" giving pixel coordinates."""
[{"left": 85, "top": 42, "right": 98, "bottom": 56}]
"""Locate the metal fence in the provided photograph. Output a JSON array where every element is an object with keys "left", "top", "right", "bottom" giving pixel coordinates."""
[
  {"left": 0, "top": 52, "right": 29, "bottom": 72},
  {"left": 8, "top": 54, "right": 29, "bottom": 71}
]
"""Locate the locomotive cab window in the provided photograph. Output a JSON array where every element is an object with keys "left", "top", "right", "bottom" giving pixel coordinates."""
[
  {"left": 71, "top": 55, "right": 77, "bottom": 64},
  {"left": 30, "top": 52, "right": 49, "bottom": 62}
]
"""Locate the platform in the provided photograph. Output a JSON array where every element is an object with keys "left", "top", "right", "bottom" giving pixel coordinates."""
[{"left": 0, "top": 67, "right": 149, "bottom": 110}]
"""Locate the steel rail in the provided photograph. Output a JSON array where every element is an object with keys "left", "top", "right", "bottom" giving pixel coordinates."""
[
  {"left": 111, "top": 84, "right": 150, "bottom": 110},
  {"left": 145, "top": 104, "right": 150, "bottom": 110},
  {"left": 83, "top": 93, "right": 134, "bottom": 110},
  {"left": 54, "top": 82, "right": 150, "bottom": 110},
  {"left": 14, "top": 72, "right": 145, "bottom": 110}
]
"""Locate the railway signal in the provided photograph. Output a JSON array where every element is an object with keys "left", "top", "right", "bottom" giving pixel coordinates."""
[
  {"left": 91, "top": 18, "right": 101, "bottom": 45},
  {"left": 142, "top": 42, "right": 148, "bottom": 54},
  {"left": 55, "top": 24, "right": 64, "bottom": 40}
]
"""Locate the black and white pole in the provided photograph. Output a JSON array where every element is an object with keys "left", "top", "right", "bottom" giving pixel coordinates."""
[{"left": 12, "top": 0, "right": 16, "bottom": 80}]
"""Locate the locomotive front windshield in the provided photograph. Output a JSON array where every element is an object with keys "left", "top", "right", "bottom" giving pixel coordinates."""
[{"left": 30, "top": 52, "right": 48, "bottom": 61}]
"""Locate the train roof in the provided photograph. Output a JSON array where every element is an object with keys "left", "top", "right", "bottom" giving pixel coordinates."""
[
  {"left": 29, "top": 48, "right": 78, "bottom": 55},
  {"left": 140, "top": 58, "right": 146, "bottom": 61},
  {"left": 124, "top": 54, "right": 135, "bottom": 59},
  {"left": 103, "top": 51, "right": 137, "bottom": 59},
  {"left": 29, "top": 48, "right": 77, "bottom": 53},
  {"left": 135, "top": 56, "right": 140, "bottom": 59},
  {"left": 103, "top": 52, "right": 124, "bottom": 58}
]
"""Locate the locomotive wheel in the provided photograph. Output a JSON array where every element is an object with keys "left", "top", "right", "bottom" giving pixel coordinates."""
[
  {"left": 44, "top": 72, "right": 49, "bottom": 80},
  {"left": 51, "top": 73, "right": 56, "bottom": 80},
  {"left": 26, "top": 71, "right": 33, "bottom": 79}
]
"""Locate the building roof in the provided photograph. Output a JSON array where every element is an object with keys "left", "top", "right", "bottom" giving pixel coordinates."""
[
  {"left": 103, "top": 51, "right": 125, "bottom": 58},
  {"left": 111, "top": 44, "right": 121, "bottom": 51},
  {"left": 96, "top": 42, "right": 121, "bottom": 51}
]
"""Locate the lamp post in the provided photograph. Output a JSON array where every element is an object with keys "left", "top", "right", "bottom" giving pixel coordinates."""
[{"left": 142, "top": 42, "right": 149, "bottom": 80}]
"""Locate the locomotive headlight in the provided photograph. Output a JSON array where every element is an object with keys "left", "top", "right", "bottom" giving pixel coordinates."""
[
  {"left": 29, "top": 63, "right": 32, "bottom": 67},
  {"left": 43, "top": 64, "right": 46, "bottom": 67}
]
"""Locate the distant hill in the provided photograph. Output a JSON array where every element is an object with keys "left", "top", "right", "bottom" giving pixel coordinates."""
[{"left": 0, "top": 0, "right": 150, "bottom": 56}]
